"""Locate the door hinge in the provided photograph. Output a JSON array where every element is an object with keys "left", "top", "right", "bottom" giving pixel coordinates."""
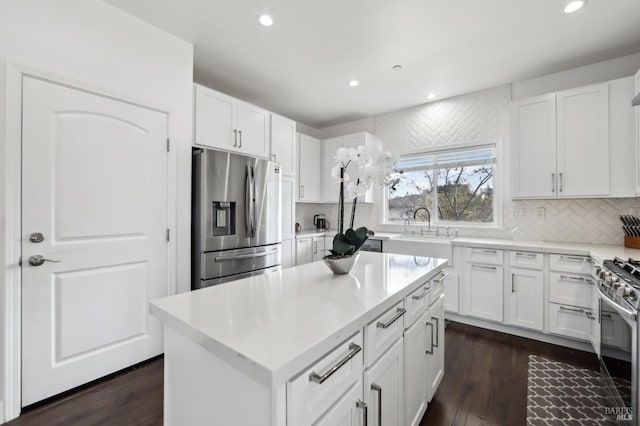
[
  {"left": 166, "top": 138, "right": 171, "bottom": 152},
  {"left": 166, "top": 228, "right": 170, "bottom": 242}
]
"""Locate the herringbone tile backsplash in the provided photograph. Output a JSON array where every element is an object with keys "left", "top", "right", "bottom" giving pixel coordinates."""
[{"left": 299, "top": 83, "right": 639, "bottom": 246}]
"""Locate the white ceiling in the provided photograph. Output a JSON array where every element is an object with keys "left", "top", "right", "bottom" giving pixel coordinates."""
[{"left": 105, "top": 0, "right": 640, "bottom": 127}]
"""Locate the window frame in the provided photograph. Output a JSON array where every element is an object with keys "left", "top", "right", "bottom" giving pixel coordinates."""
[{"left": 381, "top": 139, "right": 502, "bottom": 229}]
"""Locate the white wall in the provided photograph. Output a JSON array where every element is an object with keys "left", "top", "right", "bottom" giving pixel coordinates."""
[
  {"left": 308, "top": 53, "right": 640, "bottom": 244},
  {"left": 0, "top": 0, "right": 193, "bottom": 421}
]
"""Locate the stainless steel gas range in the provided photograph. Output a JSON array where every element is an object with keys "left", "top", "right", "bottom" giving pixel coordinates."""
[{"left": 594, "top": 258, "right": 639, "bottom": 425}]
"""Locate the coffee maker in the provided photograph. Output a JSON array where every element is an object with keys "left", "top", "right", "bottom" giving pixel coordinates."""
[{"left": 313, "top": 214, "right": 329, "bottom": 230}]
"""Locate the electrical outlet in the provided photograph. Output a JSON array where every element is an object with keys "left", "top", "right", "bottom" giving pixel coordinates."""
[
  {"left": 513, "top": 208, "right": 525, "bottom": 218},
  {"left": 536, "top": 207, "right": 545, "bottom": 219}
]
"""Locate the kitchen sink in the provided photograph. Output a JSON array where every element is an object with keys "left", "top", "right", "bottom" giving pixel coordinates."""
[{"left": 386, "top": 235, "right": 453, "bottom": 260}]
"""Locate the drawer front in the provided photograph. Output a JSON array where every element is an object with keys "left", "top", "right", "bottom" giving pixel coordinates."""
[
  {"left": 365, "top": 301, "right": 405, "bottom": 367},
  {"left": 429, "top": 270, "right": 447, "bottom": 306},
  {"left": 601, "top": 309, "right": 632, "bottom": 352},
  {"left": 549, "top": 272, "right": 593, "bottom": 308},
  {"left": 464, "top": 247, "right": 504, "bottom": 266},
  {"left": 549, "top": 254, "right": 591, "bottom": 274},
  {"left": 404, "top": 283, "right": 431, "bottom": 329},
  {"left": 288, "top": 332, "right": 364, "bottom": 425},
  {"left": 509, "top": 251, "right": 543, "bottom": 270},
  {"left": 548, "top": 303, "right": 592, "bottom": 341}
]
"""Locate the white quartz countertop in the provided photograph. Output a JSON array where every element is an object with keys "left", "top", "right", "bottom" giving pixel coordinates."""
[
  {"left": 294, "top": 230, "right": 401, "bottom": 241},
  {"left": 451, "top": 237, "right": 640, "bottom": 264},
  {"left": 150, "top": 252, "right": 447, "bottom": 389}
]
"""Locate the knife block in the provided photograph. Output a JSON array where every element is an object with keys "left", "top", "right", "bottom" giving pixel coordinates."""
[{"left": 624, "top": 236, "right": 640, "bottom": 249}]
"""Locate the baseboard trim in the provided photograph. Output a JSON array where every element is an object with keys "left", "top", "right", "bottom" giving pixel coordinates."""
[{"left": 445, "top": 312, "right": 595, "bottom": 354}]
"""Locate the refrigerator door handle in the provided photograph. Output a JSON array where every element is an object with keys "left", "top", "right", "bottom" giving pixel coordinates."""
[
  {"left": 250, "top": 165, "right": 256, "bottom": 239},
  {"left": 245, "top": 165, "right": 253, "bottom": 238}
]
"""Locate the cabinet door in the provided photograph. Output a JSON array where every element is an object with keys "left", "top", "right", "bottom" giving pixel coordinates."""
[
  {"left": 193, "top": 84, "right": 234, "bottom": 150},
  {"left": 313, "top": 237, "right": 326, "bottom": 262},
  {"left": 282, "top": 176, "right": 295, "bottom": 240},
  {"left": 427, "top": 294, "right": 445, "bottom": 398},
  {"left": 296, "top": 238, "right": 313, "bottom": 265},
  {"left": 281, "top": 239, "right": 295, "bottom": 269},
  {"left": 511, "top": 94, "right": 557, "bottom": 198},
  {"left": 507, "top": 268, "right": 544, "bottom": 331},
  {"left": 464, "top": 263, "right": 504, "bottom": 322},
  {"left": 443, "top": 269, "right": 459, "bottom": 313},
  {"left": 548, "top": 303, "right": 590, "bottom": 340},
  {"left": 271, "top": 114, "right": 296, "bottom": 175},
  {"left": 298, "top": 134, "right": 322, "bottom": 201},
  {"left": 236, "top": 100, "right": 270, "bottom": 158},
  {"left": 323, "top": 137, "right": 344, "bottom": 203},
  {"left": 556, "top": 84, "right": 609, "bottom": 197},
  {"left": 364, "top": 338, "right": 404, "bottom": 426},
  {"left": 636, "top": 68, "right": 640, "bottom": 194},
  {"left": 314, "top": 382, "right": 365, "bottom": 426},
  {"left": 404, "top": 311, "right": 428, "bottom": 426}
]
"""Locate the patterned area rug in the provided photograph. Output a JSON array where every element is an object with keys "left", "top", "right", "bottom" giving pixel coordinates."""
[{"left": 526, "top": 355, "right": 617, "bottom": 425}]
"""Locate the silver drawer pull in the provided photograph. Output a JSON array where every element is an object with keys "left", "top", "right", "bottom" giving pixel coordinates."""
[
  {"left": 309, "top": 343, "right": 361, "bottom": 384},
  {"left": 432, "top": 316, "right": 440, "bottom": 347},
  {"left": 377, "top": 308, "right": 406, "bottom": 329},
  {"left": 471, "top": 264, "right": 497, "bottom": 271},
  {"left": 433, "top": 272, "right": 449, "bottom": 283},
  {"left": 215, "top": 248, "right": 277, "bottom": 262},
  {"left": 371, "top": 384, "right": 382, "bottom": 426},
  {"left": 559, "top": 255, "right": 586, "bottom": 262},
  {"left": 601, "top": 312, "right": 613, "bottom": 319},
  {"left": 471, "top": 249, "right": 497, "bottom": 254},
  {"left": 585, "top": 311, "right": 595, "bottom": 320},
  {"left": 559, "top": 274, "right": 586, "bottom": 282},
  {"left": 425, "top": 321, "right": 434, "bottom": 354},
  {"left": 356, "top": 400, "right": 367, "bottom": 425},
  {"left": 559, "top": 306, "right": 584, "bottom": 314},
  {"left": 412, "top": 287, "right": 431, "bottom": 300},
  {"left": 515, "top": 252, "right": 537, "bottom": 258}
]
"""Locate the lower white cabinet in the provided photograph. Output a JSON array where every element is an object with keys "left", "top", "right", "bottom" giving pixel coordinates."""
[
  {"left": 427, "top": 294, "right": 445, "bottom": 397},
  {"left": 443, "top": 269, "right": 459, "bottom": 313},
  {"left": 549, "top": 272, "right": 592, "bottom": 307},
  {"left": 296, "top": 238, "right": 313, "bottom": 265},
  {"left": 364, "top": 338, "right": 404, "bottom": 426},
  {"left": 403, "top": 310, "right": 429, "bottom": 426},
  {"left": 600, "top": 308, "right": 631, "bottom": 352},
  {"left": 548, "top": 303, "right": 592, "bottom": 340},
  {"left": 313, "top": 237, "right": 326, "bottom": 262},
  {"left": 463, "top": 263, "right": 504, "bottom": 322},
  {"left": 313, "top": 382, "right": 365, "bottom": 426},
  {"left": 507, "top": 268, "right": 544, "bottom": 331}
]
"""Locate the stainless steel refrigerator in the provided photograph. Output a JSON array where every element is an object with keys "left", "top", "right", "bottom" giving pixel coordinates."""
[{"left": 192, "top": 148, "right": 282, "bottom": 289}]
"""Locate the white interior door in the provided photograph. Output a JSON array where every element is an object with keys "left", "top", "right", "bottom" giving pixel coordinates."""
[{"left": 21, "top": 76, "right": 169, "bottom": 406}]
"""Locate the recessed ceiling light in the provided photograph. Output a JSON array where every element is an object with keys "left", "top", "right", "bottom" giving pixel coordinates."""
[
  {"left": 426, "top": 93, "right": 436, "bottom": 100},
  {"left": 259, "top": 14, "right": 273, "bottom": 26},
  {"left": 348, "top": 80, "right": 359, "bottom": 87},
  {"left": 392, "top": 65, "right": 402, "bottom": 71},
  {"left": 564, "top": 0, "right": 586, "bottom": 13}
]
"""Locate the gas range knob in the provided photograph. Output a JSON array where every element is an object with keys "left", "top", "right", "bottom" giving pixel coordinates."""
[{"left": 624, "top": 287, "right": 632, "bottom": 297}]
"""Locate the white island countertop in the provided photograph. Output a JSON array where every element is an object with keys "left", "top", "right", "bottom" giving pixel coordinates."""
[{"left": 150, "top": 252, "right": 447, "bottom": 389}]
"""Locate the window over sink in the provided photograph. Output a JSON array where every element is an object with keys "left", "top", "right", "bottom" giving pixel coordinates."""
[{"left": 385, "top": 143, "right": 498, "bottom": 227}]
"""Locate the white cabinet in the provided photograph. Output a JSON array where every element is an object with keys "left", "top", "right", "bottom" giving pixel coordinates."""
[
  {"left": 556, "top": 84, "right": 609, "bottom": 197},
  {"left": 314, "top": 382, "right": 365, "bottom": 426},
  {"left": 443, "top": 269, "right": 459, "bottom": 313},
  {"left": 507, "top": 268, "right": 544, "bottom": 331},
  {"left": 364, "top": 338, "right": 404, "bottom": 426},
  {"left": 313, "top": 237, "right": 326, "bottom": 262},
  {"left": 403, "top": 310, "right": 428, "bottom": 426},
  {"left": 426, "top": 294, "right": 445, "bottom": 399},
  {"left": 512, "top": 78, "right": 635, "bottom": 199},
  {"left": 589, "top": 284, "right": 600, "bottom": 357},
  {"left": 296, "top": 238, "right": 313, "bottom": 265},
  {"left": 463, "top": 262, "right": 504, "bottom": 322},
  {"left": 548, "top": 303, "right": 592, "bottom": 341},
  {"left": 194, "top": 84, "right": 270, "bottom": 158},
  {"left": 271, "top": 114, "right": 296, "bottom": 175},
  {"left": 548, "top": 272, "right": 592, "bottom": 308},
  {"left": 298, "top": 133, "right": 323, "bottom": 202}
]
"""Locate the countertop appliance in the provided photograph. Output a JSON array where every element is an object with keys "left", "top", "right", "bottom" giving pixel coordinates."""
[
  {"left": 313, "top": 214, "right": 329, "bottom": 230},
  {"left": 192, "top": 148, "right": 281, "bottom": 289},
  {"left": 594, "top": 257, "right": 639, "bottom": 425}
]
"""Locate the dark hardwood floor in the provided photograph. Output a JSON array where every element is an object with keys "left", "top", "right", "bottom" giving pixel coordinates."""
[{"left": 5, "top": 321, "right": 598, "bottom": 426}]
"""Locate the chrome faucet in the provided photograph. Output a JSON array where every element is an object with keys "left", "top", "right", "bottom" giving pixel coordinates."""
[{"left": 413, "top": 207, "right": 431, "bottom": 232}]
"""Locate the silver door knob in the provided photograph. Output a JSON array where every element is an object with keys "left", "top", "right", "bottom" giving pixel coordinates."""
[
  {"left": 28, "top": 255, "right": 61, "bottom": 266},
  {"left": 29, "top": 232, "right": 45, "bottom": 243}
]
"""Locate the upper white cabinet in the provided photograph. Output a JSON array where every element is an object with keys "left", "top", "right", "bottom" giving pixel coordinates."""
[
  {"left": 322, "top": 132, "right": 374, "bottom": 203},
  {"left": 298, "top": 133, "right": 323, "bottom": 202},
  {"left": 194, "top": 84, "right": 270, "bottom": 158},
  {"left": 271, "top": 113, "right": 296, "bottom": 175},
  {"left": 512, "top": 77, "right": 636, "bottom": 199}
]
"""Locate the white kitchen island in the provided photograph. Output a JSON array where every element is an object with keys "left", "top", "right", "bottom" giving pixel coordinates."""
[{"left": 150, "top": 252, "right": 447, "bottom": 426}]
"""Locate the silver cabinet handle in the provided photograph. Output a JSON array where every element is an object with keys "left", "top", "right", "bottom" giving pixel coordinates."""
[
  {"left": 309, "top": 342, "right": 361, "bottom": 384},
  {"left": 356, "top": 400, "right": 368, "bottom": 425},
  {"left": 515, "top": 252, "right": 536, "bottom": 258},
  {"left": 432, "top": 316, "right": 440, "bottom": 348},
  {"left": 28, "top": 255, "right": 61, "bottom": 266},
  {"left": 371, "top": 383, "right": 382, "bottom": 426},
  {"left": 559, "top": 274, "right": 586, "bottom": 282},
  {"left": 559, "top": 306, "right": 584, "bottom": 314},
  {"left": 376, "top": 307, "right": 406, "bottom": 328},
  {"left": 434, "top": 272, "right": 449, "bottom": 283},
  {"left": 511, "top": 273, "right": 516, "bottom": 293},
  {"left": 601, "top": 312, "right": 613, "bottom": 319},
  {"left": 559, "top": 255, "right": 585, "bottom": 262},
  {"left": 300, "top": 185, "right": 304, "bottom": 199},
  {"left": 238, "top": 130, "right": 243, "bottom": 148},
  {"left": 471, "top": 249, "right": 497, "bottom": 254},
  {"left": 585, "top": 311, "right": 595, "bottom": 320},
  {"left": 412, "top": 287, "right": 431, "bottom": 300},
  {"left": 559, "top": 172, "right": 563, "bottom": 192},
  {"left": 551, "top": 173, "right": 555, "bottom": 193},
  {"left": 233, "top": 129, "right": 238, "bottom": 148},
  {"left": 471, "top": 264, "right": 497, "bottom": 271},
  {"left": 425, "top": 321, "right": 434, "bottom": 354}
]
